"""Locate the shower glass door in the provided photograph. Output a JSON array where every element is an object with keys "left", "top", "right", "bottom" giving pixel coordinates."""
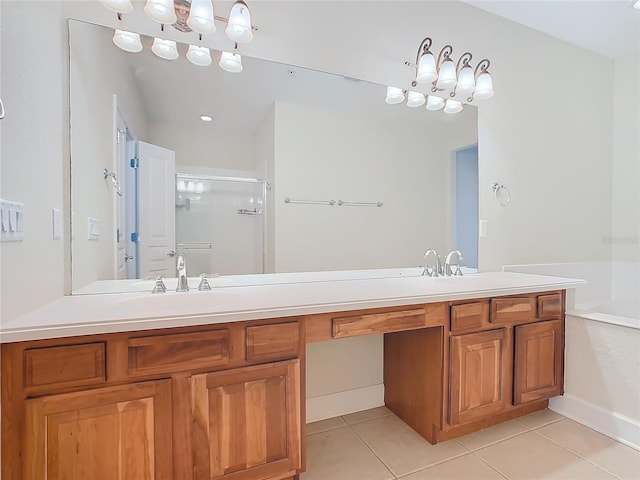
[{"left": 175, "top": 174, "right": 265, "bottom": 276}]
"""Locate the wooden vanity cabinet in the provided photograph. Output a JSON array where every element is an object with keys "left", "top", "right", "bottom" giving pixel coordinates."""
[
  {"left": 1, "top": 318, "right": 304, "bottom": 480},
  {"left": 441, "top": 291, "right": 565, "bottom": 439}
]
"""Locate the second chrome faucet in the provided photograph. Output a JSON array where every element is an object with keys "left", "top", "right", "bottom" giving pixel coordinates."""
[
  {"left": 422, "top": 249, "right": 464, "bottom": 277},
  {"left": 176, "top": 253, "right": 190, "bottom": 292}
]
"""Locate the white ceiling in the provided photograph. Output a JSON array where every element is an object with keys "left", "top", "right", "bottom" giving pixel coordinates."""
[{"left": 464, "top": 0, "right": 640, "bottom": 59}]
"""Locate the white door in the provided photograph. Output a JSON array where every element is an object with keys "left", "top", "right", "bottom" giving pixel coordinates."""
[{"left": 137, "top": 141, "right": 176, "bottom": 279}]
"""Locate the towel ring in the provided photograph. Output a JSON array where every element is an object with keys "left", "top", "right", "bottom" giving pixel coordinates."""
[{"left": 492, "top": 182, "right": 510, "bottom": 206}]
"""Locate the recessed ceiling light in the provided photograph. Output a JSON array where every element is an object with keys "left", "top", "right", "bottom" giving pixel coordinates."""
[{"left": 200, "top": 115, "right": 213, "bottom": 122}]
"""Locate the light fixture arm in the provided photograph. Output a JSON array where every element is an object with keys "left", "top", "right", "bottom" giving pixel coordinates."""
[
  {"left": 435, "top": 45, "right": 453, "bottom": 69},
  {"left": 414, "top": 36, "right": 433, "bottom": 66},
  {"left": 213, "top": 14, "right": 258, "bottom": 31},
  {"left": 450, "top": 52, "right": 472, "bottom": 98}
]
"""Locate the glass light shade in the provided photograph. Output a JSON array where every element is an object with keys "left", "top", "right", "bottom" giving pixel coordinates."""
[
  {"left": 406, "top": 91, "right": 426, "bottom": 108},
  {"left": 112, "top": 30, "right": 143, "bottom": 53},
  {"left": 186, "top": 45, "right": 212, "bottom": 66},
  {"left": 474, "top": 72, "right": 494, "bottom": 99},
  {"left": 385, "top": 86, "right": 405, "bottom": 105},
  {"left": 144, "top": 0, "right": 177, "bottom": 24},
  {"left": 226, "top": 1, "right": 253, "bottom": 43},
  {"left": 187, "top": 0, "right": 216, "bottom": 34},
  {"left": 426, "top": 95, "right": 445, "bottom": 111},
  {"left": 444, "top": 99, "right": 463, "bottom": 114},
  {"left": 416, "top": 52, "right": 437, "bottom": 84},
  {"left": 634, "top": 0, "right": 640, "bottom": 9},
  {"left": 436, "top": 58, "right": 457, "bottom": 89},
  {"left": 176, "top": 180, "right": 187, "bottom": 192},
  {"left": 99, "top": 0, "right": 133, "bottom": 14},
  {"left": 151, "top": 38, "right": 179, "bottom": 60},
  {"left": 456, "top": 65, "right": 475, "bottom": 95},
  {"left": 194, "top": 182, "right": 204, "bottom": 194},
  {"left": 187, "top": 181, "right": 196, "bottom": 192},
  {"left": 219, "top": 51, "right": 243, "bottom": 73}
]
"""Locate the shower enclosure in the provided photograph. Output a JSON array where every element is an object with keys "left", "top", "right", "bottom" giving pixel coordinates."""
[{"left": 175, "top": 174, "right": 267, "bottom": 277}]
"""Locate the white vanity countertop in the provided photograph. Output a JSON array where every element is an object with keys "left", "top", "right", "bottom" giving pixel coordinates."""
[{"left": 0, "top": 271, "right": 585, "bottom": 343}]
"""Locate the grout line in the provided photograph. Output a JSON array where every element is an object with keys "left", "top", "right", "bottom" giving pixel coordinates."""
[
  {"left": 347, "top": 422, "right": 399, "bottom": 479},
  {"left": 469, "top": 451, "right": 510, "bottom": 480},
  {"left": 340, "top": 409, "right": 394, "bottom": 427},
  {"left": 532, "top": 430, "right": 624, "bottom": 480}
]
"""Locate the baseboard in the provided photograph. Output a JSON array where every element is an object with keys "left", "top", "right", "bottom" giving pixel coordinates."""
[
  {"left": 306, "top": 384, "right": 385, "bottom": 423},
  {"left": 550, "top": 394, "right": 640, "bottom": 451}
]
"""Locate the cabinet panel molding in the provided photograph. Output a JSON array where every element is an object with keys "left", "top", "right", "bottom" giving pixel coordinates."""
[{"left": 246, "top": 322, "right": 300, "bottom": 363}]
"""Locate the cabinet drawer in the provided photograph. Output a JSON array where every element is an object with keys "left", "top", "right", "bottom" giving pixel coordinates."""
[
  {"left": 128, "top": 330, "right": 229, "bottom": 376},
  {"left": 246, "top": 322, "right": 300, "bottom": 363},
  {"left": 332, "top": 308, "right": 428, "bottom": 338},
  {"left": 451, "top": 302, "right": 488, "bottom": 334},
  {"left": 490, "top": 296, "right": 535, "bottom": 324},
  {"left": 24, "top": 342, "right": 106, "bottom": 392},
  {"left": 537, "top": 293, "right": 563, "bottom": 319}
]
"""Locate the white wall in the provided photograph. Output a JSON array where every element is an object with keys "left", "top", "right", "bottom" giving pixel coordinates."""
[
  {"left": 611, "top": 53, "right": 640, "bottom": 263},
  {"left": 0, "top": 1, "right": 67, "bottom": 323},
  {"left": 273, "top": 101, "right": 458, "bottom": 272},
  {"left": 69, "top": 19, "right": 149, "bottom": 290}
]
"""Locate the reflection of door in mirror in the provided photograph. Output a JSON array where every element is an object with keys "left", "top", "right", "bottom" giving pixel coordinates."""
[
  {"left": 453, "top": 145, "right": 479, "bottom": 269},
  {"left": 137, "top": 141, "right": 176, "bottom": 280}
]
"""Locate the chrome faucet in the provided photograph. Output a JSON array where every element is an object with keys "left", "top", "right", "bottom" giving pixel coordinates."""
[
  {"left": 444, "top": 250, "right": 464, "bottom": 276},
  {"left": 176, "top": 253, "right": 190, "bottom": 292},
  {"left": 422, "top": 249, "right": 442, "bottom": 277}
]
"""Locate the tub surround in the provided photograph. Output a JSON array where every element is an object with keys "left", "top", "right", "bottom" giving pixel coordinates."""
[{"left": 0, "top": 271, "right": 583, "bottom": 343}]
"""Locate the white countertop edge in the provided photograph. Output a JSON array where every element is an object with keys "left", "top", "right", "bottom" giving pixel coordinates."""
[{"left": 0, "top": 274, "right": 585, "bottom": 343}]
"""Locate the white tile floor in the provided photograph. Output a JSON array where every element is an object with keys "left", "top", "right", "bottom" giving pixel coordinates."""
[{"left": 302, "top": 408, "right": 640, "bottom": 480}]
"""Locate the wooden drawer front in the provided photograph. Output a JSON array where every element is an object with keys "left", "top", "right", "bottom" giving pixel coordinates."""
[
  {"left": 246, "top": 322, "right": 300, "bottom": 363},
  {"left": 24, "top": 342, "right": 106, "bottom": 391},
  {"left": 332, "top": 308, "right": 427, "bottom": 339},
  {"left": 537, "top": 293, "right": 563, "bottom": 319},
  {"left": 451, "top": 302, "right": 488, "bottom": 334},
  {"left": 128, "top": 330, "right": 229, "bottom": 376},
  {"left": 490, "top": 296, "right": 534, "bottom": 324}
]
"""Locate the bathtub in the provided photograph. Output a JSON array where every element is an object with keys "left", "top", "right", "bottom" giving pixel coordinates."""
[{"left": 504, "top": 261, "right": 640, "bottom": 450}]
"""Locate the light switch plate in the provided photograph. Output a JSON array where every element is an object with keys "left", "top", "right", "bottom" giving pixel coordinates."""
[
  {"left": 52, "top": 208, "right": 62, "bottom": 240},
  {"left": 479, "top": 220, "right": 488, "bottom": 238},
  {"left": 0, "top": 199, "right": 24, "bottom": 242},
  {"left": 88, "top": 217, "right": 100, "bottom": 241}
]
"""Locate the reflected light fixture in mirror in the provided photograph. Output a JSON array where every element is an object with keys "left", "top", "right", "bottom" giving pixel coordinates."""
[
  {"left": 100, "top": 0, "right": 256, "bottom": 68},
  {"left": 406, "top": 91, "right": 426, "bottom": 107},
  {"left": 112, "top": 29, "right": 142, "bottom": 52},
  {"left": 151, "top": 37, "right": 179, "bottom": 60},
  {"left": 426, "top": 95, "right": 445, "bottom": 111},
  {"left": 187, "top": 45, "right": 212, "bottom": 66},
  {"left": 219, "top": 50, "right": 243, "bottom": 72},
  {"left": 385, "top": 86, "right": 405, "bottom": 104}
]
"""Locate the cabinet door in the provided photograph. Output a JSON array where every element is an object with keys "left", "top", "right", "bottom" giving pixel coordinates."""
[
  {"left": 514, "top": 319, "right": 564, "bottom": 404},
  {"left": 449, "top": 329, "right": 510, "bottom": 425},
  {"left": 24, "top": 379, "right": 172, "bottom": 480},
  {"left": 191, "top": 359, "right": 301, "bottom": 480}
]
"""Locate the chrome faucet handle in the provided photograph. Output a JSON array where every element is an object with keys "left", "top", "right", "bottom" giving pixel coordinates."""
[
  {"left": 198, "top": 273, "right": 212, "bottom": 291},
  {"left": 454, "top": 266, "right": 464, "bottom": 276},
  {"left": 151, "top": 275, "right": 167, "bottom": 293}
]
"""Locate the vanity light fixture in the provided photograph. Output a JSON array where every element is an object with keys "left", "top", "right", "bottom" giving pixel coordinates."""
[
  {"left": 406, "top": 91, "right": 426, "bottom": 108},
  {"left": 112, "top": 29, "right": 143, "bottom": 53},
  {"left": 219, "top": 50, "right": 243, "bottom": 73},
  {"left": 385, "top": 86, "right": 405, "bottom": 104},
  {"left": 187, "top": 0, "right": 216, "bottom": 35},
  {"left": 226, "top": 0, "right": 253, "bottom": 43},
  {"left": 99, "top": 0, "right": 133, "bottom": 18},
  {"left": 634, "top": 0, "right": 640, "bottom": 9},
  {"left": 444, "top": 99, "right": 463, "bottom": 114},
  {"left": 151, "top": 37, "right": 179, "bottom": 60},
  {"left": 425, "top": 95, "right": 445, "bottom": 111},
  {"left": 186, "top": 45, "right": 212, "bottom": 66},
  {"left": 144, "top": 0, "right": 178, "bottom": 25},
  {"left": 405, "top": 36, "right": 494, "bottom": 103}
]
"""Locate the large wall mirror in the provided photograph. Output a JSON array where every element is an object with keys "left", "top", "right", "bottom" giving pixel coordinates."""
[{"left": 69, "top": 19, "right": 478, "bottom": 294}]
